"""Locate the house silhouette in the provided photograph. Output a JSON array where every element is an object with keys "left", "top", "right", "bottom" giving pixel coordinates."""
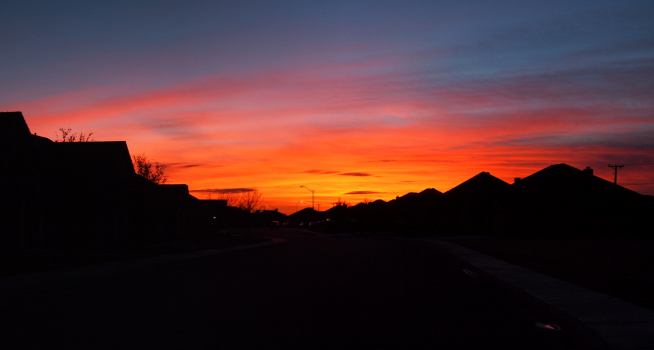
[
  {"left": 4, "top": 112, "right": 651, "bottom": 243},
  {"left": 313, "top": 165, "right": 653, "bottom": 237},
  {"left": 441, "top": 171, "right": 511, "bottom": 235},
  {"left": 507, "top": 163, "right": 654, "bottom": 236},
  {"left": 1, "top": 111, "right": 204, "bottom": 250}
]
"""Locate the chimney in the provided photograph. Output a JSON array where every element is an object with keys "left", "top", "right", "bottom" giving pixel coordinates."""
[
  {"left": 514, "top": 177, "right": 521, "bottom": 184},
  {"left": 583, "top": 167, "right": 593, "bottom": 176}
]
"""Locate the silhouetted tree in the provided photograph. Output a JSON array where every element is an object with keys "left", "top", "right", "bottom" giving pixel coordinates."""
[
  {"left": 218, "top": 192, "right": 241, "bottom": 207},
  {"left": 55, "top": 128, "right": 94, "bottom": 142},
  {"left": 132, "top": 153, "right": 168, "bottom": 184},
  {"left": 238, "top": 189, "right": 263, "bottom": 213}
]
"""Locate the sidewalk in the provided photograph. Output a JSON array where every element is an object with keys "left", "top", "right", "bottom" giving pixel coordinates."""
[{"left": 431, "top": 240, "right": 654, "bottom": 350}]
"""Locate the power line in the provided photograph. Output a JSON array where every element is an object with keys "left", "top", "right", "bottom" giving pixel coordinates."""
[
  {"left": 623, "top": 162, "right": 654, "bottom": 166},
  {"left": 593, "top": 167, "right": 612, "bottom": 175},
  {"left": 608, "top": 164, "right": 624, "bottom": 185}
]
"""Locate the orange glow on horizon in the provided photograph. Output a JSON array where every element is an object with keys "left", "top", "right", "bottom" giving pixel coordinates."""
[{"left": 7, "top": 58, "right": 653, "bottom": 215}]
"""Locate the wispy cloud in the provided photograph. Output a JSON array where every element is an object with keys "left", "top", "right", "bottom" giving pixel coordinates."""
[
  {"left": 339, "top": 172, "right": 373, "bottom": 177},
  {"left": 4, "top": 0, "right": 654, "bottom": 212},
  {"left": 345, "top": 191, "right": 382, "bottom": 195},
  {"left": 190, "top": 188, "right": 255, "bottom": 194},
  {"left": 166, "top": 163, "right": 204, "bottom": 168}
]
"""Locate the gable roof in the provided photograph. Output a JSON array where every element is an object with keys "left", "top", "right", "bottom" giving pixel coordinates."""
[
  {"left": 444, "top": 171, "right": 510, "bottom": 202},
  {"left": 288, "top": 207, "right": 323, "bottom": 222},
  {"left": 512, "top": 163, "right": 643, "bottom": 202}
]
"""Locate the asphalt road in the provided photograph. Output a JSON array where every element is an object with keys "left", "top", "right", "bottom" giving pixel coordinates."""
[{"left": 0, "top": 229, "right": 587, "bottom": 349}]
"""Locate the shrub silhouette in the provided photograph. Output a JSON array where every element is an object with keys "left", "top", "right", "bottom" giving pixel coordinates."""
[{"left": 55, "top": 128, "right": 94, "bottom": 142}]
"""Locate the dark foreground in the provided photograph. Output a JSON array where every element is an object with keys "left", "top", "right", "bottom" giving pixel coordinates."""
[
  {"left": 0, "top": 229, "right": 597, "bottom": 349},
  {"left": 0, "top": 234, "right": 267, "bottom": 278},
  {"left": 451, "top": 236, "right": 654, "bottom": 311}
]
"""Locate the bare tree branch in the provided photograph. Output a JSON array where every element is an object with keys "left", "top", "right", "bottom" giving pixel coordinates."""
[
  {"left": 55, "top": 128, "right": 95, "bottom": 142},
  {"left": 237, "top": 189, "right": 263, "bottom": 213},
  {"left": 132, "top": 153, "right": 168, "bottom": 184},
  {"left": 217, "top": 192, "right": 241, "bottom": 207}
]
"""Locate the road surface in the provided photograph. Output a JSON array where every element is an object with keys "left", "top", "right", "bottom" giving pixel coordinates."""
[{"left": 0, "top": 229, "right": 588, "bottom": 349}]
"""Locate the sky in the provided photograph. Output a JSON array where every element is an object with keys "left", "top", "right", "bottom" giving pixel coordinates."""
[{"left": 2, "top": 0, "right": 653, "bottom": 214}]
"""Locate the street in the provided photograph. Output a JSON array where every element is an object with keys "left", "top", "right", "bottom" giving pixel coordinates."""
[{"left": 0, "top": 229, "right": 583, "bottom": 349}]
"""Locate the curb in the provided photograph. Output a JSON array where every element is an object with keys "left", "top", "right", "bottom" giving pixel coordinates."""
[{"left": 429, "top": 239, "right": 654, "bottom": 350}]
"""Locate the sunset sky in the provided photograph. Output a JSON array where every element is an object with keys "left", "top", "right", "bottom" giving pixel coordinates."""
[{"left": 2, "top": 0, "right": 653, "bottom": 214}]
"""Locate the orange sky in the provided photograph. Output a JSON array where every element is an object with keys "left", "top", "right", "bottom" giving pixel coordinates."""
[
  {"left": 12, "top": 61, "right": 653, "bottom": 214},
  {"left": 3, "top": 1, "right": 653, "bottom": 214}
]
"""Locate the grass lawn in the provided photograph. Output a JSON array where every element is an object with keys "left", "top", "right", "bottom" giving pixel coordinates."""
[
  {"left": 448, "top": 236, "right": 654, "bottom": 311},
  {"left": 0, "top": 233, "right": 269, "bottom": 278}
]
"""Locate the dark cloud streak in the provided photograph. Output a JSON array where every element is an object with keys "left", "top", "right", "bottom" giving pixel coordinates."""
[{"left": 190, "top": 188, "right": 255, "bottom": 194}]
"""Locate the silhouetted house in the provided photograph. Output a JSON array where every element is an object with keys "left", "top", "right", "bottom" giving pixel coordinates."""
[
  {"left": 441, "top": 172, "right": 510, "bottom": 235},
  {"left": 253, "top": 208, "right": 287, "bottom": 227},
  {"left": 195, "top": 199, "right": 246, "bottom": 230},
  {"left": 325, "top": 203, "right": 349, "bottom": 220},
  {"left": 317, "top": 188, "right": 443, "bottom": 235},
  {"left": 348, "top": 202, "right": 369, "bottom": 218},
  {"left": 157, "top": 184, "right": 202, "bottom": 237},
  {"left": 1, "top": 112, "right": 52, "bottom": 248},
  {"left": 507, "top": 164, "right": 654, "bottom": 237},
  {"left": 1, "top": 111, "right": 199, "bottom": 250},
  {"left": 363, "top": 199, "right": 391, "bottom": 223},
  {"left": 375, "top": 188, "right": 441, "bottom": 234},
  {"left": 288, "top": 207, "right": 323, "bottom": 226},
  {"left": 198, "top": 199, "right": 229, "bottom": 221}
]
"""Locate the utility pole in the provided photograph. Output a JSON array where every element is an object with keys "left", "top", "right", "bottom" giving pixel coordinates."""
[{"left": 608, "top": 164, "right": 624, "bottom": 185}]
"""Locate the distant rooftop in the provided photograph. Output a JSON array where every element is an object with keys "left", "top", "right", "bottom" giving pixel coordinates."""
[{"left": 0, "top": 111, "right": 31, "bottom": 138}]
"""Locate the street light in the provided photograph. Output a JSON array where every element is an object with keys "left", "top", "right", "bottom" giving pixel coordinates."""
[{"left": 300, "top": 185, "right": 315, "bottom": 209}]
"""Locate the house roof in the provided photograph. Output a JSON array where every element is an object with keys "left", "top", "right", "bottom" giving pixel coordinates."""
[
  {"left": 288, "top": 207, "right": 323, "bottom": 222},
  {"left": 368, "top": 199, "right": 388, "bottom": 209},
  {"left": 159, "top": 184, "right": 199, "bottom": 203},
  {"left": 51, "top": 141, "right": 135, "bottom": 178},
  {"left": 420, "top": 188, "right": 443, "bottom": 196},
  {"left": 398, "top": 188, "right": 443, "bottom": 201},
  {"left": 444, "top": 171, "right": 510, "bottom": 202},
  {"left": 1, "top": 112, "right": 33, "bottom": 161},
  {"left": 513, "top": 163, "right": 642, "bottom": 201},
  {"left": 0, "top": 111, "right": 31, "bottom": 137}
]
